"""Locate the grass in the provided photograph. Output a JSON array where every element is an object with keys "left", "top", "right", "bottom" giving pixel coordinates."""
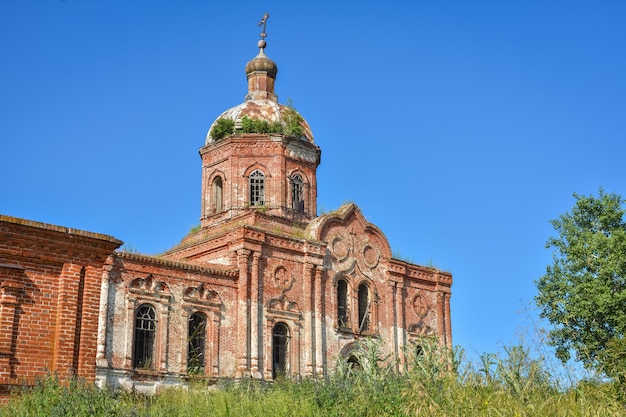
[{"left": 3, "top": 339, "right": 625, "bottom": 416}]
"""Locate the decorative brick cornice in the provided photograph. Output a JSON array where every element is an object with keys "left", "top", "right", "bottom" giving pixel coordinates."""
[
  {"left": 167, "top": 211, "right": 323, "bottom": 260},
  {"left": 388, "top": 258, "right": 452, "bottom": 287},
  {"left": 0, "top": 215, "right": 122, "bottom": 246},
  {"left": 114, "top": 252, "right": 238, "bottom": 278}
]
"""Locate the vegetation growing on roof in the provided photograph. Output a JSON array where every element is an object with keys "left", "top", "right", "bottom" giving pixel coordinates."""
[
  {"left": 210, "top": 100, "right": 306, "bottom": 141},
  {"left": 282, "top": 99, "right": 304, "bottom": 138},
  {"left": 240, "top": 116, "right": 283, "bottom": 135},
  {"left": 391, "top": 250, "right": 415, "bottom": 264},
  {"left": 120, "top": 243, "right": 141, "bottom": 254},
  {"left": 210, "top": 118, "right": 235, "bottom": 141}
]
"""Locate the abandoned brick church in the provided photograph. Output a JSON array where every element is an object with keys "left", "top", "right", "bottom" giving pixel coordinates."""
[{"left": 0, "top": 24, "right": 452, "bottom": 396}]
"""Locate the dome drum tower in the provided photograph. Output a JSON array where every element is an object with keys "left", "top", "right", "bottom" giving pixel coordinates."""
[{"left": 199, "top": 34, "right": 320, "bottom": 227}]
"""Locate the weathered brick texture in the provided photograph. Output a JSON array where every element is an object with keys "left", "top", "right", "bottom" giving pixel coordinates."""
[
  {"left": 0, "top": 36, "right": 452, "bottom": 398},
  {"left": 0, "top": 216, "right": 122, "bottom": 398}
]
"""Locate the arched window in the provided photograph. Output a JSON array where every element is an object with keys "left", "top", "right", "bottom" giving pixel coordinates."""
[
  {"left": 249, "top": 170, "right": 265, "bottom": 206},
  {"left": 337, "top": 279, "right": 348, "bottom": 328},
  {"left": 272, "top": 322, "right": 289, "bottom": 378},
  {"left": 213, "top": 176, "right": 223, "bottom": 213},
  {"left": 134, "top": 304, "right": 157, "bottom": 370},
  {"left": 291, "top": 174, "right": 304, "bottom": 211},
  {"left": 188, "top": 312, "right": 207, "bottom": 374},
  {"left": 358, "top": 283, "right": 370, "bottom": 333}
]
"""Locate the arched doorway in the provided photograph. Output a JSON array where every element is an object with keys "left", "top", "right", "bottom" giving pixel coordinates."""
[
  {"left": 340, "top": 342, "right": 361, "bottom": 371},
  {"left": 347, "top": 355, "right": 361, "bottom": 371},
  {"left": 272, "top": 322, "right": 289, "bottom": 378}
]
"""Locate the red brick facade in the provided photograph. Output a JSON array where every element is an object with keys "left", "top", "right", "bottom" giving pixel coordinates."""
[
  {"left": 0, "top": 216, "right": 122, "bottom": 397},
  {"left": 0, "top": 35, "right": 452, "bottom": 396}
]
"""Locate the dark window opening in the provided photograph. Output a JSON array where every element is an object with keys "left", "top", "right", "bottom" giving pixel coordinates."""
[
  {"left": 133, "top": 304, "right": 157, "bottom": 370},
  {"left": 272, "top": 322, "right": 289, "bottom": 378},
  {"left": 249, "top": 170, "right": 265, "bottom": 206},
  {"left": 292, "top": 174, "right": 304, "bottom": 211},
  {"left": 415, "top": 344, "right": 424, "bottom": 358},
  {"left": 347, "top": 355, "right": 361, "bottom": 371},
  {"left": 358, "top": 283, "right": 370, "bottom": 333},
  {"left": 337, "top": 279, "right": 348, "bottom": 328},
  {"left": 188, "top": 312, "right": 207, "bottom": 374}
]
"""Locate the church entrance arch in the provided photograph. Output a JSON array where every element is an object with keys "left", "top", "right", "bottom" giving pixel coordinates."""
[
  {"left": 340, "top": 342, "right": 361, "bottom": 371},
  {"left": 272, "top": 322, "right": 289, "bottom": 378}
]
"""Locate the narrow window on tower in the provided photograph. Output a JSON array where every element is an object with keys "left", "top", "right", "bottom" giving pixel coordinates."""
[
  {"left": 291, "top": 174, "right": 304, "bottom": 211},
  {"left": 337, "top": 279, "right": 348, "bottom": 328},
  {"left": 213, "top": 176, "right": 223, "bottom": 213},
  {"left": 133, "top": 304, "right": 157, "bottom": 370},
  {"left": 249, "top": 170, "right": 265, "bottom": 206}
]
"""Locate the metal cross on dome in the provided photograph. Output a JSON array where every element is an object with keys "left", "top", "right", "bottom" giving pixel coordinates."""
[{"left": 258, "top": 13, "right": 269, "bottom": 40}]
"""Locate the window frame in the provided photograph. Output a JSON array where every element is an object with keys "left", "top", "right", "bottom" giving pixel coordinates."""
[
  {"left": 337, "top": 279, "right": 349, "bottom": 328},
  {"left": 291, "top": 174, "right": 304, "bottom": 211},
  {"left": 133, "top": 304, "right": 157, "bottom": 370},
  {"left": 249, "top": 170, "right": 265, "bottom": 206},
  {"left": 213, "top": 176, "right": 223, "bottom": 213},
  {"left": 188, "top": 311, "right": 207, "bottom": 374},
  {"left": 358, "top": 283, "right": 371, "bottom": 333},
  {"left": 335, "top": 277, "right": 377, "bottom": 335}
]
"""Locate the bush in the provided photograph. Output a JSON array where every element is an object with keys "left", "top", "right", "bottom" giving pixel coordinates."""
[
  {"left": 210, "top": 118, "right": 234, "bottom": 141},
  {"left": 282, "top": 101, "right": 304, "bottom": 139}
]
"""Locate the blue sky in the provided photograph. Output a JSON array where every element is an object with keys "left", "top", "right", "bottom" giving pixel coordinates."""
[{"left": 2, "top": 1, "right": 625, "bottom": 363}]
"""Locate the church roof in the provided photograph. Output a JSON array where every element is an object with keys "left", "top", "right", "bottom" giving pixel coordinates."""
[{"left": 206, "top": 20, "right": 314, "bottom": 144}]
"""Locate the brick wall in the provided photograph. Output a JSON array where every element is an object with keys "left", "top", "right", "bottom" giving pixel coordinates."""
[{"left": 0, "top": 216, "right": 121, "bottom": 398}]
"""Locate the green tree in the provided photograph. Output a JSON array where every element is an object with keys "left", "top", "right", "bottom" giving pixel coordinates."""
[{"left": 535, "top": 188, "right": 626, "bottom": 380}]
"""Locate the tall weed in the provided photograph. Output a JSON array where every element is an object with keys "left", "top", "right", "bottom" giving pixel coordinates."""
[{"left": 3, "top": 340, "right": 626, "bottom": 416}]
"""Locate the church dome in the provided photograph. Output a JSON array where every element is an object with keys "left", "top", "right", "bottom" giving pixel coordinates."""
[
  {"left": 206, "top": 101, "right": 314, "bottom": 144},
  {"left": 245, "top": 42, "right": 278, "bottom": 78},
  {"left": 205, "top": 35, "right": 314, "bottom": 144}
]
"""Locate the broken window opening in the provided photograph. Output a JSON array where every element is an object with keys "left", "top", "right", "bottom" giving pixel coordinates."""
[
  {"left": 188, "top": 312, "right": 207, "bottom": 374},
  {"left": 358, "top": 283, "right": 370, "bottom": 333},
  {"left": 337, "top": 279, "right": 348, "bottom": 328}
]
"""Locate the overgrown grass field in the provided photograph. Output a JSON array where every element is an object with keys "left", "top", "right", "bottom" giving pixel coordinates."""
[{"left": 2, "top": 339, "right": 625, "bottom": 416}]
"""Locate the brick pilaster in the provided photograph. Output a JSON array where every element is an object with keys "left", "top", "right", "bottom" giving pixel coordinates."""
[
  {"left": 236, "top": 249, "right": 250, "bottom": 378},
  {"left": 52, "top": 263, "right": 84, "bottom": 379}
]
